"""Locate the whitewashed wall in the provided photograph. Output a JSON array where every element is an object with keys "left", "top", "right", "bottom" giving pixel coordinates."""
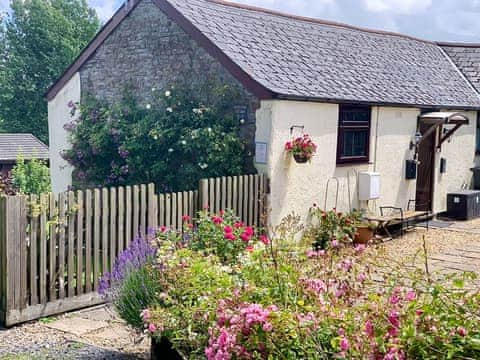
[
  {"left": 48, "top": 73, "right": 80, "bottom": 193},
  {"left": 255, "top": 100, "right": 477, "bottom": 225}
]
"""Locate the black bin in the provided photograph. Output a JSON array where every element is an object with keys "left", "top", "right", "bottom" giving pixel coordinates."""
[
  {"left": 447, "top": 190, "right": 480, "bottom": 220},
  {"left": 471, "top": 167, "right": 480, "bottom": 190}
]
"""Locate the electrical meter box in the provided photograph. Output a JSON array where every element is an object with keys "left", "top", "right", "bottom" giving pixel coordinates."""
[{"left": 358, "top": 172, "right": 380, "bottom": 201}]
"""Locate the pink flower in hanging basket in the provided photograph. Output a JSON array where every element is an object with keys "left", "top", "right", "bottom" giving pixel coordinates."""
[{"left": 285, "top": 134, "right": 317, "bottom": 162}]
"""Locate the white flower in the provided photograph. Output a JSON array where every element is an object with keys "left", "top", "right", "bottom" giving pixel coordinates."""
[
  {"left": 198, "top": 163, "right": 208, "bottom": 169},
  {"left": 165, "top": 90, "right": 171, "bottom": 97},
  {"left": 181, "top": 140, "right": 187, "bottom": 145},
  {"left": 151, "top": 87, "right": 156, "bottom": 92},
  {"left": 193, "top": 108, "right": 200, "bottom": 114},
  {"left": 146, "top": 104, "right": 151, "bottom": 110},
  {"left": 207, "top": 127, "right": 212, "bottom": 133},
  {"left": 168, "top": 148, "right": 174, "bottom": 153},
  {"left": 166, "top": 107, "right": 173, "bottom": 113},
  {"left": 240, "top": 119, "right": 245, "bottom": 124},
  {"left": 152, "top": 134, "right": 158, "bottom": 140}
]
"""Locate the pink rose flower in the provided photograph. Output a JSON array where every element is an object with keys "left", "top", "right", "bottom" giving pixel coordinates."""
[
  {"left": 223, "top": 226, "right": 233, "bottom": 234},
  {"left": 148, "top": 323, "right": 157, "bottom": 333},
  {"left": 340, "top": 337, "right": 350, "bottom": 351},
  {"left": 405, "top": 289, "right": 417, "bottom": 302},
  {"left": 260, "top": 235, "right": 270, "bottom": 245},
  {"left": 457, "top": 327, "right": 467, "bottom": 337}
]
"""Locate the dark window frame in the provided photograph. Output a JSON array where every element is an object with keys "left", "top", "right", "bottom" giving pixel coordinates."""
[
  {"left": 476, "top": 112, "right": 480, "bottom": 155},
  {"left": 336, "top": 104, "right": 371, "bottom": 165}
]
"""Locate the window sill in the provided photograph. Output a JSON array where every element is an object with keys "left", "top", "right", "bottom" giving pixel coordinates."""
[{"left": 336, "top": 161, "right": 371, "bottom": 167}]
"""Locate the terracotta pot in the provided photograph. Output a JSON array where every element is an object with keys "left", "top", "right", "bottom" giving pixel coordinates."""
[
  {"left": 151, "top": 337, "right": 183, "bottom": 360},
  {"left": 293, "top": 154, "right": 309, "bottom": 163},
  {"left": 354, "top": 226, "right": 374, "bottom": 244}
]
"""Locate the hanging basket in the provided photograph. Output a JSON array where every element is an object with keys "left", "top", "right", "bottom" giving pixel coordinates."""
[{"left": 293, "top": 154, "right": 310, "bottom": 163}]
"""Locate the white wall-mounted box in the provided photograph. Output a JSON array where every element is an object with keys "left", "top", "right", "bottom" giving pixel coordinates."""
[{"left": 358, "top": 172, "right": 380, "bottom": 201}]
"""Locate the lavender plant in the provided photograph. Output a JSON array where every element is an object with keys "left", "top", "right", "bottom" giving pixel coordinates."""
[{"left": 99, "top": 236, "right": 160, "bottom": 330}]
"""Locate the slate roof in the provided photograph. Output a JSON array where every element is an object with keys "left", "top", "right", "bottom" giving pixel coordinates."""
[
  {"left": 47, "top": 0, "right": 480, "bottom": 109},
  {"left": 166, "top": 0, "right": 480, "bottom": 109},
  {"left": 440, "top": 44, "right": 480, "bottom": 95},
  {"left": 0, "top": 134, "right": 49, "bottom": 162}
]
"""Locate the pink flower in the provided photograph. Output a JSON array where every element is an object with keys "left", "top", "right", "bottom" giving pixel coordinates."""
[
  {"left": 357, "top": 273, "right": 367, "bottom": 282},
  {"left": 405, "top": 289, "right": 416, "bottom": 302},
  {"left": 224, "top": 232, "right": 236, "bottom": 241},
  {"left": 234, "top": 221, "right": 244, "bottom": 228},
  {"left": 388, "top": 310, "right": 400, "bottom": 328},
  {"left": 457, "top": 327, "right": 467, "bottom": 337},
  {"left": 212, "top": 216, "right": 223, "bottom": 225},
  {"left": 340, "top": 337, "right": 350, "bottom": 351},
  {"left": 223, "top": 226, "right": 233, "bottom": 234},
  {"left": 148, "top": 323, "right": 157, "bottom": 333},
  {"left": 246, "top": 245, "right": 254, "bottom": 252},
  {"left": 240, "top": 232, "right": 251, "bottom": 243},
  {"left": 182, "top": 215, "right": 191, "bottom": 222},
  {"left": 331, "top": 239, "right": 339, "bottom": 248},
  {"left": 141, "top": 309, "right": 150, "bottom": 321},
  {"left": 365, "top": 320, "right": 374, "bottom": 337},
  {"left": 415, "top": 309, "right": 423, "bottom": 317},
  {"left": 244, "top": 226, "right": 254, "bottom": 236},
  {"left": 160, "top": 226, "right": 167, "bottom": 233},
  {"left": 354, "top": 244, "right": 366, "bottom": 253},
  {"left": 260, "top": 235, "right": 270, "bottom": 245}
]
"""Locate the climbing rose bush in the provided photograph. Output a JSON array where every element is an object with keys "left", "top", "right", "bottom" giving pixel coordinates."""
[
  {"left": 111, "top": 212, "right": 480, "bottom": 359},
  {"left": 62, "top": 84, "right": 250, "bottom": 191}
]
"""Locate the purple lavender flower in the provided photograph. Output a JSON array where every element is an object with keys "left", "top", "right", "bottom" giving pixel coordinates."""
[{"left": 98, "top": 236, "right": 157, "bottom": 296}]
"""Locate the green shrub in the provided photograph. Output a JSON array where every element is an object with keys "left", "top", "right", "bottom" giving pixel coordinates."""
[
  {"left": 63, "top": 84, "right": 251, "bottom": 191},
  {"left": 11, "top": 154, "right": 50, "bottom": 195}
]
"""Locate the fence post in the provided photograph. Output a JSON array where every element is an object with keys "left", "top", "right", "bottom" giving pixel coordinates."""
[
  {"left": 199, "top": 179, "right": 209, "bottom": 211},
  {"left": 0, "top": 196, "right": 28, "bottom": 326}
]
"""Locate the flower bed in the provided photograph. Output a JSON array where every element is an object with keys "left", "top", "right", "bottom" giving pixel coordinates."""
[{"left": 101, "top": 211, "right": 480, "bottom": 359}]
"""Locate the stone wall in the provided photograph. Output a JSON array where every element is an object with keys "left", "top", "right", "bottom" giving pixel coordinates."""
[{"left": 79, "top": 0, "right": 258, "bottom": 172}]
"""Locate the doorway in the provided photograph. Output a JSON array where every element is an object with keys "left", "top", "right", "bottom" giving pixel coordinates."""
[{"left": 415, "top": 122, "right": 436, "bottom": 211}]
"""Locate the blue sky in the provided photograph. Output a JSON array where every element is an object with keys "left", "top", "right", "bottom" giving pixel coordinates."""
[{"left": 4, "top": 0, "right": 480, "bottom": 42}]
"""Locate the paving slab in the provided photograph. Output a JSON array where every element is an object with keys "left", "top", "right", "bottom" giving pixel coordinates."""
[{"left": 45, "top": 317, "right": 110, "bottom": 336}]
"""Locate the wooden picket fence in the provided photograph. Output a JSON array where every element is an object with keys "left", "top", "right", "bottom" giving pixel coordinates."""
[{"left": 0, "top": 174, "right": 268, "bottom": 326}]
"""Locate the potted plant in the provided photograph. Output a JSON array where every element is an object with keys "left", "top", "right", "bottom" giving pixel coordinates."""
[
  {"left": 285, "top": 134, "right": 317, "bottom": 163},
  {"left": 354, "top": 221, "right": 376, "bottom": 244}
]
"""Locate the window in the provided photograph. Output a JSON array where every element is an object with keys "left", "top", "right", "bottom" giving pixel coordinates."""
[
  {"left": 337, "top": 105, "right": 371, "bottom": 164},
  {"left": 476, "top": 113, "right": 480, "bottom": 154}
]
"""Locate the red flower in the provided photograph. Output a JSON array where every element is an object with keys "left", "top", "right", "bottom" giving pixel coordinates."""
[
  {"left": 223, "top": 226, "right": 233, "bottom": 234},
  {"left": 182, "top": 215, "right": 191, "bottom": 222},
  {"left": 246, "top": 245, "right": 254, "bottom": 252}
]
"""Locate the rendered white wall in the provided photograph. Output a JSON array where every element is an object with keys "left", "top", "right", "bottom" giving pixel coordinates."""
[
  {"left": 432, "top": 110, "right": 477, "bottom": 213},
  {"left": 47, "top": 73, "right": 80, "bottom": 193},
  {"left": 255, "top": 100, "right": 476, "bottom": 225}
]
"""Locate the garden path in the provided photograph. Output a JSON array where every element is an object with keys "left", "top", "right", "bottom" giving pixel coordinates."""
[{"left": 0, "top": 305, "right": 150, "bottom": 360}]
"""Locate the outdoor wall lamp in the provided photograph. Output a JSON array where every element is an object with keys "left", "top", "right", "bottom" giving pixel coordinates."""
[{"left": 409, "top": 131, "right": 423, "bottom": 150}]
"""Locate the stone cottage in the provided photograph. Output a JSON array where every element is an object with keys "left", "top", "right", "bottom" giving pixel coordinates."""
[{"left": 47, "top": 0, "right": 480, "bottom": 224}]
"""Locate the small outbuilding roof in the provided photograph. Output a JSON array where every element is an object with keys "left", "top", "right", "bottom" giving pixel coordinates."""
[
  {"left": 47, "top": 0, "right": 480, "bottom": 110},
  {"left": 0, "top": 134, "right": 49, "bottom": 162}
]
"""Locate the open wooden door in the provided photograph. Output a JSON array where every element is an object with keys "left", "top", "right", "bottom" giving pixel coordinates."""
[{"left": 415, "top": 123, "right": 436, "bottom": 211}]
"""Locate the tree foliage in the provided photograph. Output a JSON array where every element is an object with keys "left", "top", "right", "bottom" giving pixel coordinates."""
[
  {"left": 62, "top": 85, "right": 251, "bottom": 192},
  {"left": 0, "top": 0, "right": 100, "bottom": 143}
]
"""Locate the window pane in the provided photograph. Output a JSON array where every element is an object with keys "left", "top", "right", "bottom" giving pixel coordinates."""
[
  {"left": 340, "top": 107, "right": 370, "bottom": 123},
  {"left": 342, "top": 130, "right": 368, "bottom": 157},
  {"left": 477, "top": 126, "right": 480, "bottom": 152}
]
